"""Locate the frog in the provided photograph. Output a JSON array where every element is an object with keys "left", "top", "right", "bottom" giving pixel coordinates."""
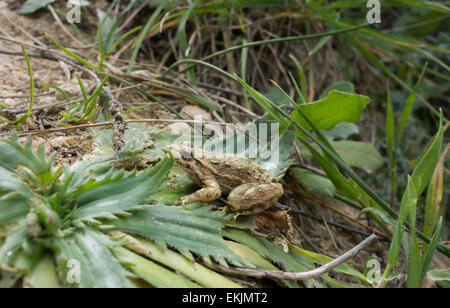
[{"left": 165, "top": 143, "right": 284, "bottom": 215}]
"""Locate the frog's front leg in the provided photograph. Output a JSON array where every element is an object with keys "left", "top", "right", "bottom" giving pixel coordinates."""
[
  {"left": 227, "top": 183, "right": 284, "bottom": 215},
  {"left": 177, "top": 178, "right": 222, "bottom": 206}
]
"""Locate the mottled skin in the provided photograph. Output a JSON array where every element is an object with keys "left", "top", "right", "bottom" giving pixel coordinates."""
[{"left": 166, "top": 144, "right": 284, "bottom": 215}]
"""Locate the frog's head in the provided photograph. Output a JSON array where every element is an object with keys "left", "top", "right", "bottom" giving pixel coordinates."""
[{"left": 164, "top": 143, "right": 195, "bottom": 168}]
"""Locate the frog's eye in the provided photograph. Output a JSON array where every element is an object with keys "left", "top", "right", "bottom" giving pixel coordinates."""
[{"left": 180, "top": 150, "right": 193, "bottom": 160}]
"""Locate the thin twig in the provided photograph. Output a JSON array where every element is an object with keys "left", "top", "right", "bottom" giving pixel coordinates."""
[{"left": 229, "top": 234, "right": 377, "bottom": 280}]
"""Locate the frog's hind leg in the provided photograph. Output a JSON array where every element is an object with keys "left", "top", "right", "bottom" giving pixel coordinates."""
[
  {"left": 227, "top": 183, "right": 283, "bottom": 215},
  {"left": 177, "top": 179, "right": 222, "bottom": 206}
]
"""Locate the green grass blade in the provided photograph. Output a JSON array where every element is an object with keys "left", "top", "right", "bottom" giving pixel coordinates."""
[
  {"left": 396, "top": 64, "right": 428, "bottom": 145},
  {"left": 128, "top": 2, "right": 166, "bottom": 72},
  {"left": 16, "top": 45, "right": 34, "bottom": 124},
  {"left": 45, "top": 33, "right": 98, "bottom": 71}
]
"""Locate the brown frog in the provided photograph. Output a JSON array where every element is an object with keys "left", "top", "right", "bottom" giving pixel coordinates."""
[{"left": 166, "top": 143, "right": 284, "bottom": 215}]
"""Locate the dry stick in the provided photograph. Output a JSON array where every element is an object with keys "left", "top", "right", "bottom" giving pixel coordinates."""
[{"left": 226, "top": 234, "right": 377, "bottom": 280}]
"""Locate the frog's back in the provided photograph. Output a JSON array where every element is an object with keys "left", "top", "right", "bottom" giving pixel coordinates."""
[{"left": 205, "top": 153, "right": 275, "bottom": 193}]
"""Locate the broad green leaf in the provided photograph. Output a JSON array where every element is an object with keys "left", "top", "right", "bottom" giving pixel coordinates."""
[
  {"left": 112, "top": 247, "right": 201, "bottom": 288},
  {"left": 121, "top": 235, "right": 241, "bottom": 288},
  {"left": 17, "top": 0, "right": 55, "bottom": 14},
  {"left": 291, "top": 91, "right": 370, "bottom": 132},
  {"left": 427, "top": 268, "right": 450, "bottom": 282},
  {"left": 0, "top": 134, "right": 53, "bottom": 175},
  {"left": 109, "top": 204, "right": 247, "bottom": 267},
  {"left": 53, "top": 227, "right": 133, "bottom": 288},
  {"left": 321, "top": 123, "right": 359, "bottom": 140},
  {"left": 0, "top": 221, "right": 27, "bottom": 266},
  {"left": 72, "top": 158, "right": 173, "bottom": 222},
  {"left": 293, "top": 168, "right": 335, "bottom": 197},
  {"left": 223, "top": 228, "right": 314, "bottom": 273},
  {"left": 0, "top": 192, "right": 29, "bottom": 223},
  {"left": 331, "top": 141, "right": 383, "bottom": 173},
  {"left": 23, "top": 255, "right": 60, "bottom": 288},
  {"left": 320, "top": 81, "right": 355, "bottom": 99},
  {"left": 410, "top": 113, "right": 443, "bottom": 196}
]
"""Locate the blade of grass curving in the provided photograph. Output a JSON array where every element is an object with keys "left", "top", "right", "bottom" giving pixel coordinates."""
[
  {"left": 76, "top": 75, "right": 87, "bottom": 99},
  {"left": 45, "top": 33, "right": 98, "bottom": 71},
  {"left": 406, "top": 183, "right": 421, "bottom": 288},
  {"left": 128, "top": 2, "right": 166, "bottom": 72},
  {"left": 423, "top": 144, "right": 448, "bottom": 254},
  {"left": 288, "top": 72, "right": 306, "bottom": 105},
  {"left": 385, "top": 85, "right": 396, "bottom": 205},
  {"left": 396, "top": 64, "right": 428, "bottom": 146},
  {"left": 380, "top": 176, "right": 417, "bottom": 287},
  {"left": 308, "top": 36, "right": 332, "bottom": 56},
  {"left": 107, "top": 26, "right": 142, "bottom": 55},
  {"left": 98, "top": 23, "right": 104, "bottom": 71},
  {"left": 41, "top": 85, "right": 70, "bottom": 102},
  {"left": 420, "top": 217, "right": 443, "bottom": 282},
  {"left": 410, "top": 111, "right": 443, "bottom": 196},
  {"left": 16, "top": 45, "right": 34, "bottom": 124},
  {"left": 240, "top": 39, "right": 251, "bottom": 110},
  {"left": 289, "top": 55, "right": 307, "bottom": 103},
  {"left": 176, "top": 0, "right": 200, "bottom": 84}
]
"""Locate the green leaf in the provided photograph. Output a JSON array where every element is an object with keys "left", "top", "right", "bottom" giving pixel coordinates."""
[
  {"left": 53, "top": 227, "right": 133, "bottom": 288},
  {"left": 223, "top": 228, "right": 314, "bottom": 273},
  {"left": 396, "top": 64, "right": 427, "bottom": 145},
  {"left": 0, "top": 222, "right": 27, "bottom": 266},
  {"left": 321, "top": 123, "right": 359, "bottom": 140},
  {"left": 406, "top": 180, "right": 421, "bottom": 288},
  {"left": 293, "top": 168, "right": 335, "bottom": 197},
  {"left": 331, "top": 141, "right": 383, "bottom": 173},
  {"left": 427, "top": 267, "right": 450, "bottom": 282},
  {"left": 410, "top": 113, "right": 443, "bottom": 196},
  {"left": 385, "top": 87, "right": 395, "bottom": 165},
  {"left": 423, "top": 145, "right": 447, "bottom": 254},
  {"left": 225, "top": 240, "right": 298, "bottom": 288},
  {"left": 291, "top": 91, "right": 370, "bottom": 132},
  {"left": 320, "top": 81, "right": 355, "bottom": 99},
  {"left": 109, "top": 204, "right": 247, "bottom": 267},
  {"left": 112, "top": 246, "right": 201, "bottom": 288},
  {"left": 23, "top": 254, "right": 60, "bottom": 288},
  {"left": 120, "top": 235, "right": 241, "bottom": 288},
  {"left": 72, "top": 158, "right": 173, "bottom": 222},
  {"left": 0, "top": 192, "right": 30, "bottom": 223},
  {"left": 386, "top": 177, "right": 417, "bottom": 269},
  {"left": 420, "top": 217, "right": 443, "bottom": 281},
  {"left": 17, "top": 0, "right": 55, "bottom": 14}
]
